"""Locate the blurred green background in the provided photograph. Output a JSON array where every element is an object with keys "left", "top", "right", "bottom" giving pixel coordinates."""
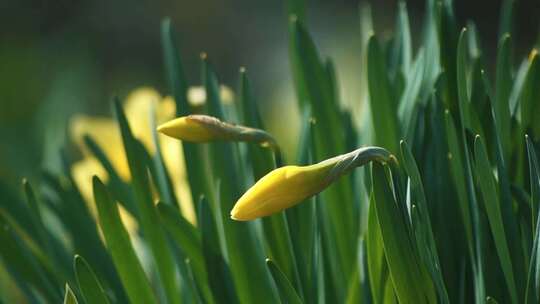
[{"left": 1, "top": 0, "right": 539, "bottom": 185}]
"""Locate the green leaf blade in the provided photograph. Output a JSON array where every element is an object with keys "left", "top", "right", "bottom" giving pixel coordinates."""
[
  {"left": 114, "top": 100, "right": 182, "bottom": 304},
  {"left": 266, "top": 259, "right": 303, "bottom": 304},
  {"left": 74, "top": 255, "right": 110, "bottom": 304},
  {"left": 92, "top": 176, "right": 156, "bottom": 304},
  {"left": 473, "top": 136, "right": 518, "bottom": 304}
]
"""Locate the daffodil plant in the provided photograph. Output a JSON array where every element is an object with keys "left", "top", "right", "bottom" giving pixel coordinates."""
[{"left": 2, "top": 1, "right": 540, "bottom": 304}]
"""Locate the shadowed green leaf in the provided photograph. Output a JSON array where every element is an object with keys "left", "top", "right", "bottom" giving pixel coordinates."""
[
  {"left": 473, "top": 135, "right": 518, "bottom": 304},
  {"left": 367, "top": 35, "right": 399, "bottom": 154},
  {"left": 74, "top": 255, "right": 110, "bottom": 304},
  {"left": 266, "top": 259, "right": 303, "bottom": 304},
  {"left": 526, "top": 135, "right": 540, "bottom": 304},
  {"left": 198, "top": 196, "right": 238, "bottom": 304},
  {"left": 457, "top": 28, "right": 486, "bottom": 302},
  {"left": 494, "top": 35, "right": 512, "bottom": 162},
  {"left": 371, "top": 162, "right": 436, "bottom": 303},
  {"left": 400, "top": 141, "right": 449, "bottom": 303}
]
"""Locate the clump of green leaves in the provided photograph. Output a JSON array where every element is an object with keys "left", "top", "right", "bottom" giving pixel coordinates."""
[{"left": 1, "top": 0, "right": 540, "bottom": 303}]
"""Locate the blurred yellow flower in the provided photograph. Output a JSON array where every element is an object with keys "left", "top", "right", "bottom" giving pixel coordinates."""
[
  {"left": 70, "top": 87, "right": 201, "bottom": 224},
  {"left": 71, "top": 157, "right": 107, "bottom": 209},
  {"left": 187, "top": 85, "right": 234, "bottom": 106},
  {"left": 231, "top": 146, "right": 392, "bottom": 221}
]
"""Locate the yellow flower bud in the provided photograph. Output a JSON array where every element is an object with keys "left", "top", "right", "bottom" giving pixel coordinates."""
[
  {"left": 157, "top": 115, "right": 217, "bottom": 142},
  {"left": 157, "top": 114, "right": 277, "bottom": 148},
  {"left": 231, "top": 146, "right": 392, "bottom": 221}
]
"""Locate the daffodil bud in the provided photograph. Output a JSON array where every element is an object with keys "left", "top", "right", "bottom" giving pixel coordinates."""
[
  {"left": 231, "top": 146, "right": 393, "bottom": 221},
  {"left": 157, "top": 114, "right": 277, "bottom": 148}
]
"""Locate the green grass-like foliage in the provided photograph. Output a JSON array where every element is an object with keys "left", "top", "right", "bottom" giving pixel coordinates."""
[{"left": 1, "top": 0, "right": 540, "bottom": 303}]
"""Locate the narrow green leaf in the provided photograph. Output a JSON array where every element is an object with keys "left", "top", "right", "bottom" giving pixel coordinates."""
[
  {"left": 519, "top": 52, "right": 540, "bottom": 137},
  {"left": 198, "top": 196, "right": 238, "bottom": 304},
  {"left": 525, "top": 135, "right": 540, "bottom": 303},
  {"left": 114, "top": 100, "right": 181, "bottom": 304},
  {"left": 509, "top": 58, "right": 529, "bottom": 117},
  {"left": 289, "top": 19, "right": 355, "bottom": 299},
  {"left": 202, "top": 57, "right": 278, "bottom": 304},
  {"left": 365, "top": 196, "right": 390, "bottom": 304},
  {"left": 150, "top": 106, "right": 179, "bottom": 209},
  {"left": 286, "top": 0, "right": 305, "bottom": 22},
  {"left": 437, "top": 0, "right": 458, "bottom": 112},
  {"left": 0, "top": 204, "right": 67, "bottom": 289},
  {"left": 158, "top": 203, "right": 202, "bottom": 270},
  {"left": 22, "top": 180, "right": 59, "bottom": 269},
  {"left": 487, "top": 296, "right": 500, "bottom": 304},
  {"left": 457, "top": 28, "right": 486, "bottom": 302},
  {"left": 457, "top": 28, "right": 471, "bottom": 129},
  {"left": 41, "top": 171, "right": 129, "bottom": 303},
  {"left": 184, "top": 259, "right": 204, "bottom": 304},
  {"left": 445, "top": 110, "right": 475, "bottom": 253},
  {"left": 63, "top": 284, "right": 78, "bottom": 304},
  {"left": 92, "top": 176, "right": 156, "bottom": 304},
  {"left": 400, "top": 141, "right": 449, "bottom": 303},
  {"left": 74, "top": 255, "right": 110, "bottom": 304},
  {"left": 398, "top": 50, "right": 426, "bottom": 143},
  {"left": 311, "top": 202, "right": 326, "bottom": 303},
  {"left": 266, "top": 259, "right": 303, "bottom": 304},
  {"left": 286, "top": 110, "right": 318, "bottom": 303},
  {"left": 0, "top": 218, "right": 62, "bottom": 302},
  {"left": 83, "top": 135, "right": 136, "bottom": 215},
  {"left": 483, "top": 70, "right": 526, "bottom": 298},
  {"left": 389, "top": 1, "right": 412, "bottom": 78},
  {"left": 494, "top": 35, "right": 513, "bottom": 163},
  {"left": 528, "top": 136, "right": 540, "bottom": 229},
  {"left": 367, "top": 35, "right": 399, "bottom": 154},
  {"left": 157, "top": 201, "right": 215, "bottom": 304},
  {"left": 371, "top": 163, "right": 436, "bottom": 303},
  {"left": 239, "top": 69, "right": 301, "bottom": 294},
  {"left": 473, "top": 136, "right": 518, "bottom": 304},
  {"left": 161, "top": 18, "right": 208, "bottom": 208},
  {"left": 161, "top": 18, "right": 188, "bottom": 115},
  {"left": 498, "top": 0, "right": 515, "bottom": 38}
]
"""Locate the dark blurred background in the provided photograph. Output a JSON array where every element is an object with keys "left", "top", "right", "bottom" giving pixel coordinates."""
[{"left": 1, "top": 0, "right": 539, "bottom": 184}]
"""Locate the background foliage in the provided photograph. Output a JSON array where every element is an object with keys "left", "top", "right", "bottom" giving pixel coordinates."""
[{"left": 1, "top": 0, "right": 540, "bottom": 303}]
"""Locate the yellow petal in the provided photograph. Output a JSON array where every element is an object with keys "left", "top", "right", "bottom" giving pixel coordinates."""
[
  {"left": 124, "top": 87, "right": 168, "bottom": 154},
  {"left": 231, "top": 146, "right": 392, "bottom": 221},
  {"left": 70, "top": 115, "right": 130, "bottom": 180},
  {"left": 231, "top": 162, "right": 333, "bottom": 221},
  {"left": 71, "top": 157, "right": 109, "bottom": 216}
]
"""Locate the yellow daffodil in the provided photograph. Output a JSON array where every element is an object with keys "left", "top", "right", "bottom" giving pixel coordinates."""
[
  {"left": 158, "top": 114, "right": 277, "bottom": 148},
  {"left": 71, "top": 88, "right": 178, "bottom": 181},
  {"left": 72, "top": 87, "right": 236, "bottom": 225},
  {"left": 231, "top": 146, "right": 393, "bottom": 221}
]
